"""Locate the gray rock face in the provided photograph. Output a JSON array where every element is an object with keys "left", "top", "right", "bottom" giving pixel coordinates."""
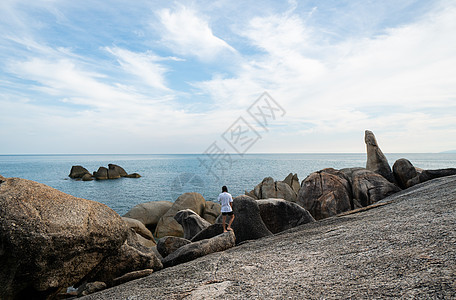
[
  {"left": 94, "top": 167, "right": 109, "bottom": 180},
  {"left": 219, "top": 195, "right": 273, "bottom": 244},
  {"left": 122, "top": 217, "right": 155, "bottom": 241},
  {"left": 365, "top": 130, "right": 396, "bottom": 183},
  {"left": 0, "top": 176, "right": 128, "bottom": 299},
  {"left": 162, "top": 231, "right": 236, "bottom": 268},
  {"left": 283, "top": 173, "right": 300, "bottom": 194},
  {"left": 343, "top": 168, "right": 401, "bottom": 207},
  {"left": 418, "top": 168, "right": 456, "bottom": 183},
  {"left": 69, "top": 165, "right": 91, "bottom": 179},
  {"left": 123, "top": 201, "right": 173, "bottom": 232},
  {"left": 82, "top": 173, "right": 94, "bottom": 181},
  {"left": 108, "top": 164, "right": 128, "bottom": 177},
  {"left": 80, "top": 229, "right": 162, "bottom": 287},
  {"left": 393, "top": 158, "right": 417, "bottom": 189},
  {"left": 174, "top": 209, "right": 211, "bottom": 240},
  {"left": 156, "top": 236, "right": 191, "bottom": 258},
  {"left": 247, "top": 177, "right": 297, "bottom": 202},
  {"left": 191, "top": 223, "right": 225, "bottom": 242},
  {"left": 203, "top": 201, "right": 221, "bottom": 224},
  {"left": 155, "top": 193, "right": 206, "bottom": 238},
  {"left": 257, "top": 199, "right": 315, "bottom": 234},
  {"left": 297, "top": 168, "right": 353, "bottom": 220}
]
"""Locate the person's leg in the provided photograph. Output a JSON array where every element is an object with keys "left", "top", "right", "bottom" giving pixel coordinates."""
[
  {"left": 227, "top": 214, "right": 234, "bottom": 230},
  {"left": 222, "top": 214, "right": 227, "bottom": 232}
]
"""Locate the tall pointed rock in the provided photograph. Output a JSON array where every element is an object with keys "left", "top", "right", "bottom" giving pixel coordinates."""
[{"left": 365, "top": 130, "right": 396, "bottom": 184}]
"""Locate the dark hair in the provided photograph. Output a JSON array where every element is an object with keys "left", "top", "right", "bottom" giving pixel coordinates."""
[{"left": 222, "top": 185, "right": 228, "bottom": 192}]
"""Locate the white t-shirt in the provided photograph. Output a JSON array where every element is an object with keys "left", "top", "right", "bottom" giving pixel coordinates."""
[{"left": 218, "top": 192, "right": 233, "bottom": 213}]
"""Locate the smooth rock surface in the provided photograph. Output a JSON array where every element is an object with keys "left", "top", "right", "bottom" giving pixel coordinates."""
[
  {"left": 83, "top": 175, "right": 456, "bottom": 299},
  {"left": 69, "top": 165, "right": 91, "bottom": 179},
  {"left": 202, "top": 201, "right": 221, "bottom": 224},
  {"left": 365, "top": 130, "right": 396, "bottom": 183},
  {"left": 393, "top": 158, "right": 417, "bottom": 189},
  {"left": 174, "top": 209, "right": 211, "bottom": 240},
  {"left": 156, "top": 236, "right": 191, "bottom": 258},
  {"left": 123, "top": 201, "right": 173, "bottom": 232}
]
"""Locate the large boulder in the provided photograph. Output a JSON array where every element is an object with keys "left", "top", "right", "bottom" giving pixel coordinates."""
[
  {"left": 418, "top": 168, "right": 456, "bottom": 183},
  {"left": 202, "top": 201, "right": 221, "bottom": 224},
  {"left": 69, "top": 165, "right": 91, "bottom": 179},
  {"left": 393, "top": 158, "right": 417, "bottom": 189},
  {"left": 155, "top": 193, "right": 206, "bottom": 238},
  {"left": 283, "top": 173, "right": 301, "bottom": 194},
  {"left": 216, "top": 195, "right": 273, "bottom": 244},
  {"left": 365, "top": 130, "right": 396, "bottom": 183},
  {"left": 123, "top": 201, "right": 173, "bottom": 232},
  {"left": 80, "top": 229, "right": 163, "bottom": 287},
  {"left": 122, "top": 217, "right": 155, "bottom": 242},
  {"left": 248, "top": 177, "right": 297, "bottom": 202},
  {"left": 93, "top": 167, "right": 109, "bottom": 180},
  {"left": 191, "top": 223, "right": 225, "bottom": 242},
  {"left": 342, "top": 168, "right": 401, "bottom": 207},
  {"left": 162, "top": 231, "right": 236, "bottom": 268},
  {"left": 0, "top": 176, "right": 128, "bottom": 299},
  {"left": 156, "top": 236, "right": 191, "bottom": 258},
  {"left": 174, "top": 209, "right": 211, "bottom": 240},
  {"left": 297, "top": 168, "right": 353, "bottom": 220},
  {"left": 108, "top": 164, "right": 128, "bottom": 177},
  {"left": 257, "top": 199, "right": 315, "bottom": 234}
]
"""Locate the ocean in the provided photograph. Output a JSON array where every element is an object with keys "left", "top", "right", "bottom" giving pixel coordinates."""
[{"left": 1, "top": 153, "right": 455, "bottom": 216}]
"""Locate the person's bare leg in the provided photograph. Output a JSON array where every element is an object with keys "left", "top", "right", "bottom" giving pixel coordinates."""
[
  {"left": 222, "top": 215, "right": 227, "bottom": 232},
  {"left": 227, "top": 214, "right": 234, "bottom": 231}
]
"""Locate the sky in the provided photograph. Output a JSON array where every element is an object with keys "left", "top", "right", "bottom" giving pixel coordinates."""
[{"left": 0, "top": 0, "right": 455, "bottom": 154}]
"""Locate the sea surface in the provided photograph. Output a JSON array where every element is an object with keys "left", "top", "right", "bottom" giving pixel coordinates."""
[{"left": 1, "top": 153, "right": 455, "bottom": 215}]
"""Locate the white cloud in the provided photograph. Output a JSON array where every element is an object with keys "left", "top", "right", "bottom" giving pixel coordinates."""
[{"left": 156, "top": 5, "right": 236, "bottom": 61}]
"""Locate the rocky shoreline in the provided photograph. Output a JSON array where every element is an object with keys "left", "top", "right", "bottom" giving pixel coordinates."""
[{"left": 1, "top": 130, "right": 456, "bottom": 299}]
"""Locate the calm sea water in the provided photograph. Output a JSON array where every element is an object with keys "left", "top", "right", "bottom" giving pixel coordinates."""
[{"left": 1, "top": 153, "right": 455, "bottom": 215}]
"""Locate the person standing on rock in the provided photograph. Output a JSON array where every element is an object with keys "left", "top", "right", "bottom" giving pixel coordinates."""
[{"left": 218, "top": 186, "right": 235, "bottom": 232}]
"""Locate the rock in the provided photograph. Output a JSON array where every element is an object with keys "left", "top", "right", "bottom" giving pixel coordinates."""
[
  {"left": 283, "top": 173, "right": 300, "bottom": 194},
  {"left": 94, "top": 167, "right": 109, "bottom": 180},
  {"left": 276, "top": 181, "right": 297, "bottom": 202},
  {"left": 77, "top": 281, "right": 107, "bottom": 297},
  {"left": 250, "top": 177, "right": 297, "bottom": 202},
  {"left": 122, "top": 217, "right": 154, "bottom": 241},
  {"left": 82, "top": 173, "right": 94, "bottom": 181},
  {"left": 418, "top": 168, "right": 456, "bottom": 183},
  {"left": 260, "top": 177, "right": 276, "bottom": 199},
  {"left": 155, "top": 193, "right": 206, "bottom": 238},
  {"left": 365, "top": 130, "right": 396, "bottom": 183},
  {"left": 244, "top": 189, "right": 258, "bottom": 199},
  {"left": 191, "top": 223, "right": 225, "bottom": 242},
  {"left": 257, "top": 199, "right": 315, "bottom": 234},
  {"left": 162, "top": 231, "right": 236, "bottom": 268},
  {"left": 0, "top": 176, "right": 127, "bottom": 300},
  {"left": 135, "top": 233, "right": 156, "bottom": 248},
  {"left": 174, "top": 209, "right": 211, "bottom": 240},
  {"left": 107, "top": 168, "right": 121, "bottom": 179},
  {"left": 113, "top": 269, "right": 154, "bottom": 286},
  {"left": 342, "top": 168, "right": 401, "bottom": 207},
  {"left": 216, "top": 195, "right": 273, "bottom": 244},
  {"left": 203, "top": 201, "right": 221, "bottom": 224},
  {"left": 69, "top": 165, "right": 91, "bottom": 179},
  {"left": 393, "top": 158, "right": 417, "bottom": 189},
  {"left": 80, "top": 229, "right": 162, "bottom": 287},
  {"left": 123, "top": 201, "right": 173, "bottom": 232},
  {"left": 297, "top": 168, "right": 353, "bottom": 220},
  {"left": 125, "top": 173, "right": 141, "bottom": 178},
  {"left": 156, "top": 236, "right": 192, "bottom": 258},
  {"left": 108, "top": 164, "right": 128, "bottom": 177}
]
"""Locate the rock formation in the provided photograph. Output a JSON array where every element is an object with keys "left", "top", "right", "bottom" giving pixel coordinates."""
[
  {"left": 69, "top": 165, "right": 91, "bottom": 179},
  {"left": 174, "top": 209, "right": 211, "bottom": 240},
  {"left": 246, "top": 176, "right": 297, "bottom": 202},
  {"left": 156, "top": 236, "right": 192, "bottom": 258},
  {"left": 365, "top": 130, "right": 396, "bottom": 184},
  {"left": 393, "top": 158, "right": 418, "bottom": 189},
  {"left": 69, "top": 164, "right": 141, "bottom": 181},
  {"left": 123, "top": 201, "right": 173, "bottom": 232}
]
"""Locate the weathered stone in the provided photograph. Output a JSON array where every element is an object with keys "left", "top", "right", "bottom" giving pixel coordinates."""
[
  {"left": 77, "top": 281, "right": 107, "bottom": 297},
  {"left": 69, "top": 165, "right": 91, "bottom": 179},
  {"left": 155, "top": 193, "right": 206, "bottom": 238},
  {"left": 174, "top": 209, "right": 211, "bottom": 240},
  {"left": 244, "top": 189, "right": 258, "bottom": 199},
  {"left": 393, "top": 158, "right": 417, "bottom": 189},
  {"left": 297, "top": 168, "right": 353, "bottom": 220},
  {"left": 0, "top": 176, "right": 127, "bottom": 299},
  {"left": 343, "top": 168, "right": 401, "bottom": 207},
  {"left": 94, "top": 167, "right": 108, "bottom": 180},
  {"left": 260, "top": 177, "right": 276, "bottom": 199},
  {"left": 80, "top": 229, "right": 162, "bottom": 287},
  {"left": 191, "top": 223, "right": 225, "bottom": 242},
  {"left": 257, "top": 199, "right": 315, "bottom": 234},
  {"left": 156, "top": 236, "right": 192, "bottom": 258},
  {"left": 203, "top": 201, "right": 221, "bottom": 224},
  {"left": 162, "top": 231, "right": 236, "bottom": 268},
  {"left": 276, "top": 180, "right": 297, "bottom": 202},
  {"left": 125, "top": 173, "right": 141, "bottom": 178},
  {"left": 418, "top": 168, "right": 456, "bottom": 183},
  {"left": 108, "top": 164, "right": 128, "bottom": 177},
  {"left": 122, "top": 217, "right": 154, "bottom": 241},
  {"left": 82, "top": 173, "right": 94, "bottom": 181},
  {"left": 107, "top": 168, "right": 121, "bottom": 179},
  {"left": 291, "top": 174, "right": 300, "bottom": 194},
  {"left": 113, "top": 269, "right": 154, "bottom": 286},
  {"left": 123, "top": 201, "right": 173, "bottom": 232},
  {"left": 365, "top": 130, "right": 396, "bottom": 183},
  {"left": 135, "top": 233, "right": 156, "bottom": 248},
  {"left": 216, "top": 195, "right": 273, "bottom": 244},
  {"left": 251, "top": 176, "right": 297, "bottom": 202}
]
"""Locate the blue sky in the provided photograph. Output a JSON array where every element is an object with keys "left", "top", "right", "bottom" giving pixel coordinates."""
[{"left": 0, "top": 0, "right": 455, "bottom": 154}]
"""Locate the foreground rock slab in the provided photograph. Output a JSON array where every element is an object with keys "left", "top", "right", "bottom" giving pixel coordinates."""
[{"left": 83, "top": 175, "right": 456, "bottom": 299}]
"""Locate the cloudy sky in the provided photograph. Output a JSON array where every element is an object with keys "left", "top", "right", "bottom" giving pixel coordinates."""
[{"left": 0, "top": 0, "right": 455, "bottom": 154}]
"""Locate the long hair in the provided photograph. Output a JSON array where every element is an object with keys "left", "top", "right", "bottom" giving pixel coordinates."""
[{"left": 222, "top": 185, "right": 228, "bottom": 193}]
